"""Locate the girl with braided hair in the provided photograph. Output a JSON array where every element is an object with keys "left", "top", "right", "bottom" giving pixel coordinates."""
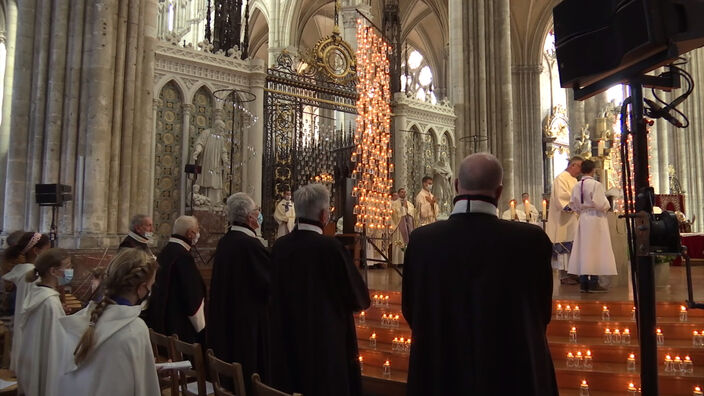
[
  {"left": 58, "top": 248, "right": 160, "bottom": 396},
  {"left": 15, "top": 248, "right": 71, "bottom": 396},
  {"left": 1, "top": 232, "right": 50, "bottom": 372}
]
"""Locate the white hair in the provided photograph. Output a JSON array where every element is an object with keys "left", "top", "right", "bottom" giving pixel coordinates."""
[
  {"left": 129, "top": 214, "right": 150, "bottom": 232},
  {"left": 226, "top": 192, "right": 256, "bottom": 224},
  {"left": 294, "top": 184, "right": 330, "bottom": 220},
  {"left": 172, "top": 215, "right": 198, "bottom": 236}
]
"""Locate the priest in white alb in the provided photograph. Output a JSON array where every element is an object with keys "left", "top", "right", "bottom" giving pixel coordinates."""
[
  {"left": 567, "top": 159, "right": 617, "bottom": 293},
  {"left": 545, "top": 156, "right": 582, "bottom": 284},
  {"left": 391, "top": 188, "right": 415, "bottom": 265},
  {"left": 415, "top": 176, "right": 439, "bottom": 227},
  {"left": 273, "top": 188, "right": 296, "bottom": 239}
]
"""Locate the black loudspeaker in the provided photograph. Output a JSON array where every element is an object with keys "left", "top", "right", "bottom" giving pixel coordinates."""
[
  {"left": 554, "top": 0, "right": 704, "bottom": 94},
  {"left": 35, "top": 184, "right": 72, "bottom": 207}
]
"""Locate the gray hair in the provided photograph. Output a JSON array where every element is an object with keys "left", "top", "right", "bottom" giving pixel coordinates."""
[
  {"left": 294, "top": 184, "right": 330, "bottom": 219},
  {"left": 568, "top": 156, "right": 584, "bottom": 166},
  {"left": 129, "top": 214, "right": 150, "bottom": 232},
  {"left": 172, "top": 215, "right": 198, "bottom": 236},
  {"left": 226, "top": 192, "right": 256, "bottom": 224}
]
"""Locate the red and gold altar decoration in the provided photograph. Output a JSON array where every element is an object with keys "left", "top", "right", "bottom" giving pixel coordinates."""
[{"left": 351, "top": 19, "right": 393, "bottom": 233}]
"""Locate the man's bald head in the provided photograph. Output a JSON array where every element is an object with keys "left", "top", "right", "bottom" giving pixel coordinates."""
[{"left": 456, "top": 153, "right": 504, "bottom": 198}]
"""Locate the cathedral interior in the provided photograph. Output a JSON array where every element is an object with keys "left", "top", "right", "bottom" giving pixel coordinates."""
[{"left": 0, "top": 0, "right": 703, "bottom": 395}]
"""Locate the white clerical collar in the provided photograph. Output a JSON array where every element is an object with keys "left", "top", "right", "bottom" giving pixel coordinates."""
[
  {"left": 451, "top": 199, "right": 498, "bottom": 217},
  {"left": 230, "top": 225, "right": 256, "bottom": 238},
  {"left": 168, "top": 237, "right": 191, "bottom": 251},
  {"left": 298, "top": 223, "right": 323, "bottom": 234},
  {"left": 128, "top": 231, "right": 150, "bottom": 244}
]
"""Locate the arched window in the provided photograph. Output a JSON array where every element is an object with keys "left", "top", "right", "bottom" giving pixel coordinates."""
[{"left": 401, "top": 48, "right": 437, "bottom": 104}]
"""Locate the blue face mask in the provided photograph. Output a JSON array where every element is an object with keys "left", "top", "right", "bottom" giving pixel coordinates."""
[
  {"left": 58, "top": 268, "right": 74, "bottom": 286},
  {"left": 257, "top": 212, "right": 264, "bottom": 227}
]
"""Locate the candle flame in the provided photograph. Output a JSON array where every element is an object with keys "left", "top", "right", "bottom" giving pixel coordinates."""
[
  {"left": 614, "top": 329, "right": 620, "bottom": 334},
  {"left": 681, "top": 305, "right": 687, "bottom": 312},
  {"left": 685, "top": 355, "right": 691, "bottom": 361},
  {"left": 571, "top": 327, "right": 576, "bottom": 332},
  {"left": 605, "top": 328, "right": 611, "bottom": 333},
  {"left": 696, "top": 386, "right": 702, "bottom": 392},
  {"left": 629, "top": 353, "right": 635, "bottom": 359},
  {"left": 603, "top": 305, "right": 609, "bottom": 311},
  {"left": 675, "top": 356, "right": 682, "bottom": 361},
  {"left": 557, "top": 304, "right": 562, "bottom": 309},
  {"left": 581, "top": 380, "right": 588, "bottom": 386},
  {"left": 624, "top": 328, "right": 630, "bottom": 334},
  {"left": 359, "top": 356, "right": 363, "bottom": 362},
  {"left": 384, "top": 360, "right": 390, "bottom": 366},
  {"left": 371, "top": 333, "right": 376, "bottom": 339},
  {"left": 666, "top": 354, "right": 672, "bottom": 360},
  {"left": 567, "top": 352, "right": 574, "bottom": 358},
  {"left": 576, "top": 351, "right": 582, "bottom": 357},
  {"left": 574, "top": 305, "right": 580, "bottom": 310},
  {"left": 656, "top": 328, "right": 662, "bottom": 334},
  {"left": 586, "top": 350, "right": 591, "bottom": 357}
]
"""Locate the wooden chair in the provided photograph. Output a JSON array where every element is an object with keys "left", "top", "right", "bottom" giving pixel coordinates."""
[
  {"left": 205, "top": 349, "right": 247, "bottom": 396},
  {"left": 251, "top": 373, "right": 302, "bottom": 396},
  {"left": 170, "top": 336, "right": 213, "bottom": 396},
  {"left": 0, "top": 321, "right": 11, "bottom": 369},
  {"left": 149, "top": 329, "right": 178, "bottom": 396}
]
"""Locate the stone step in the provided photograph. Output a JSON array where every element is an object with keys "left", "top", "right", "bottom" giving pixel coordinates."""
[
  {"left": 549, "top": 341, "right": 704, "bottom": 364},
  {"left": 547, "top": 319, "right": 703, "bottom": 340}
]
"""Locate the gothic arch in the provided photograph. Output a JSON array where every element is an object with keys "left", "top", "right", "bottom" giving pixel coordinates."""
[
  {"left": 249, "top": 6, "right": 269, "bottom": 64},
  {"left": 154, "top": 77, "right": 187, "bottom": 104}
]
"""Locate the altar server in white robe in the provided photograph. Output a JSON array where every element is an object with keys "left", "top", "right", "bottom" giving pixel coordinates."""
[
  {"left": 1, "top": 232, "right": 50, "bottom": 372},
  {"left": 273, "top": 189, "right": 296, "bottom": 239},
  {"left": 567, "top": 160, "right": 617, "bottom": 293},
  {"left": 59, "top": 248, "right": 160, "bottom": 396},
  {"left": 545, "top": 156, "right": 582, "bottom": 284},
  {"left": 16, "top": 248, "right": 71, "bottom": 396},
  {"left": 391, "top": 188, "right": 415, "bottom": 265}
]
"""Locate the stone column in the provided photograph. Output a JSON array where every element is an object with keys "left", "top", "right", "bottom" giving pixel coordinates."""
[
  {"left": 449, "top": 0, "right": 515, "bottom": 206},
  {"left": 392, "top": 94, "right": 408, "bottom": 191},
  {"left": 0, "top": 0, "right": 18, "bottom": 231},
  {"left": 247, "top": 71, "right": 266, "bottom": 204},
  {"left": 512, "top": 64, "right": 543, "bottom": 200},
  {"left": 181, "top": 103, "right": 196, "bottom": 214}
]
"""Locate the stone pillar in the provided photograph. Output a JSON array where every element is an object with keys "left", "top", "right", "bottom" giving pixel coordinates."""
[
  {"left": 0, "top": 0, "right": 18, "bottom": 231},
  {"left": 247, "top": 71, "right": 266, "bottom": 204},
  {"left": 181, "top": 103, "right": 195, "bottom": 214},
  {"left": 449, "top": 0, "right": 515, "bottom": 206},
  {"left": 392, "top": 94, "right": 408, "bottom": 191},
  {"left": 512, "top": 64, "right": 543, "bottom": 200}
]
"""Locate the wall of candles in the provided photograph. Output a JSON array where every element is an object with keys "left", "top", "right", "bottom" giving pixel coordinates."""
[{"left": 352, "top": 19, "right": 394, "bottom": 233}]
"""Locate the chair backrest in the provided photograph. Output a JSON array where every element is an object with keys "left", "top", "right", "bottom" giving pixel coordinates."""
[
  {"left": 171, "top": 336, "right": 208, "bottom": 396},
  {"left": 251, "top": 373, "right": 302, "bottom": 396},
  {"left": 206, "top": 348, "right": 247, "bottom": 396},
  {"left": 148, "top": 329, "right": 178, "bottom": 395}
]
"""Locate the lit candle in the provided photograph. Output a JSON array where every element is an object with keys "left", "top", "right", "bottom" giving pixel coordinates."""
[
  {"left": 359, "top": 311, "right": 366, "bottom": 323},
  {"left": 358, "top": 356, "right": 364, "bottom": 372},
  {"left": 569, "top": 327, "right": 577, "bottom": 343},
  {"left": 627, "top": 382, "right": 637, "bottom": 395},
  {"left": 556, "top": 304, "right": 564, "bottom": 320},
  {"left": 695, "top": 386, "right": 703, "bottom": 396},
  {"left": 510, "top": 200, "right": 517, "bottom": 220},
  {"left": 613, "top": 329, "right": 622, "bottom": 343},
  {"left": 674, "top": 355, "right": 683, "bottom": 372},
  {"left": 632, "top": 306, "right": 636, "bottom": 320},
  {"left": 566, "top": 305, "right": 572, "bottom": 317},
  {"left": 567, "top": 352, "right": 575, "bottom": 368},
  {"left": 383, "top": 359, "right": 391, "bottom": 377},
  {"left": 524, "top": 200, "right": 531, "bottom": 221},
  {"left": 656, "top": 328, "right": 665, "bottom": 345},
  {"left": 576, "top": 351, "right": 583, "bottom": 368},
  {"left": 665, "top": 354, "right": 673, "bottom": 373},
  {"left": 684, "top": 355, "right": 694, "bottom": 374},
  {"left": 602, "top": 305, "right": 610, "bottom": 321},
  {"left": 604, "top": 328, "right": 612, "bottom": 344},
  {"left": 627, "top": 353, "right": 636, "bottom": 372},
  {"left": 597, "top": 139, "right": 605, "bottom": 156},
  {"left": 369, "top": 332, "right": 377, "bottom": 348},
  {"left": 573, "top": 305, "right": 581, "bottom": 319},
  {"left": 680, "top": 305, "right": 688, "bottom": 322},
  {"left": 392, "top": 337, "right": 399, "bottom": 351},
  {"left": 579, "top": 379, "right": 589, "bottom": 396},
  {"left": 542, "top": 199, "right": 547, "bottom": 219},
  {"left": 584, "top": 350, "right": 593, "bottom": 368},
  {"left": 695, "top": 331, "right": 701, "bottom": 347},
  {"left": 623, "top": 328, "right": 631, "bottom": 344}
]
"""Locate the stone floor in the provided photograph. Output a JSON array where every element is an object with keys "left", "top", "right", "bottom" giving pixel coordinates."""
[{"left": 366, "top": 264, "right": 704, "bottom": 303}]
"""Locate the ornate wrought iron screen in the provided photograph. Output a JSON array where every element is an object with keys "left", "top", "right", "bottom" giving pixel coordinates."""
[{"left": 262, "top": 50, "right": 358, "bottom": 241}]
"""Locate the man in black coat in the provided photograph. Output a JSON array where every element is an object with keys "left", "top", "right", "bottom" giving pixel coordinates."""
[
  {"left": 119, "top": 214, "right": 154, "bottom": 257},
  {"left": 269, "top": 183, "right": 370, "bottom": 396},
  {"left": 207, "top": 192, "right": 270, "bottom": 392},
  {"left": 144, "top": 215, "right": 206, "bottom": 344},
  {"left": 402, "top": 153, "right": 558, "bottom": 396}
]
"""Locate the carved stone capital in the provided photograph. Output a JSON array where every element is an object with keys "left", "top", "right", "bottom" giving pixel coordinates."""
[
  {"left": 153, "top": 98, "right": 164, "bottom": 110},
  {"left": 182, "top": 103, "right": 196, "bottom": 116}
]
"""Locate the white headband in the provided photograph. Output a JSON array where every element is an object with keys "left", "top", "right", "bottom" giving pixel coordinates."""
[{"left": 20, "top": 233, "right": 42, "bottom": 255}]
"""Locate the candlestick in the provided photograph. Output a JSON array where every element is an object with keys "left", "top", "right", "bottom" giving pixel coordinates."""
[
  {"left": 597, "top": 140, "right": 605, "bottom": 156},
  {"left": 392, "top": 314, "right": 400, "bottom": 328},
  {"left": 372, "top": 294, "right": 379, "bottom": 307},
  {"left": 569, "top": 327, "right": 577, "bottom": 343},
  {"left": 369, "top": 332, "right": 377, "bottom": 348},
  {"left": 604, "top": 328, "right": 612, "bottom": 344},
  {"left": 359, "top": 311, "right": 366, "bottom": 324},
  {"left": 575, "top": 351, "right": 583, "bottom": 368},
  {"left": 542, "top": 199, "right": 547, "bottom": 220},
  {"left": 524, "top": 200, "right": 531, "bottom": 222},
  {"left": 694, "top": 331, "right": 701, "bottom": 347},
  {"left": 657, "top": 328, "right": 665, "bottom": 346},
  {"left": 665, "top": 354, "right": 673, "bottom": 373},
  {"left": 579, "top": 379, "right": 590, "bottom": 396},
  {"left": 623, "top": 328, "right": 631, "bottom": 345},
  {"left": 628, "top": 382, "right": 638, "bottom": 395},
  {"left": 684, "top": 356, "right": 694, "bottom": 374},
  {"left": 567, "top": 352, "right": 575, "bottom": 368},
  {"left": 565, "top": 305, "right": 572, "bottom": 319},
  {"left": 358, "top": 356, "right": 364, "bottom": 373},
  {"left": 601, "top": 305, "right": 610, "bottom": 321},
  {"left": 681, "top": 305, "right": 688, "bottom": 322},
  {"left": 627, "top": 353, "right": 636, "bottom": 372},
  {"left": 573, "top": 305, "right": 581, "bottom": 319},
  {"left": 632, "top": 306, "right": 636, "bottom": 321},
  {"left": 383, "top": 295, "right": 390, "bottom": 307},
  {"left": 392, "top": 337, "right": 399, "bottom": 352},
  {"left": 674, "top": 356, "right": 683, "bottom": 373},
  {"left": 383, "top": 360, "right": 391, "bottom": 377},
  {"left": 556, "top": 304, "right": 564, "bottom": 320},
  {"left": 404, "top": 337, "right": 411, "bottom": 353},
  {"left": 381, "top": 313, "right": 388, "bottom": 326},
  {"left": 695, "top": 386, "right": 703, "bottom": 396},
  {"left": 510, "top": 200, "right": 516, "bottom": 220},
  {"left": 584, "top": 350, "right": 593, "bottom": 369}
]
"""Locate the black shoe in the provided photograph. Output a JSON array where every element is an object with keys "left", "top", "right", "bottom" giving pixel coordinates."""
[
  {"left": 590, "top": 285, "right": 608, "bottom": 293},
  {"left": 580, "top": 288, "right": 590, "bottom": 293}
]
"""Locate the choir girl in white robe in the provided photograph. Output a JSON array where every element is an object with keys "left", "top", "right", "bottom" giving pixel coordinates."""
[
  {"left": 15, "top": 248, "right": 70, "bottom": 396},
  {"left": 1, "top": 232, "right": 50, "bottom": 372},
  {"left": 58, "top": 248, "right": 160, "bottom": 396}
]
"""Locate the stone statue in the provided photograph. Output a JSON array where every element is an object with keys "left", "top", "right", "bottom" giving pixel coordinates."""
[
  {"left": 431, "top": 155, "right": 454, "bottom": 216},
  {"left": 192, "top": 119, "right": 230, "bottom": 208},
  {"left": 573, "top": 124, "right": 591, "bottom": 157}
]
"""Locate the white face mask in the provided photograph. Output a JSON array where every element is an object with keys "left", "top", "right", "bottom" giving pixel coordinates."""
[
  {"left": 144, "top": 232, "right": 153, "bottom": 239},
  {"left": 192, "top": 232, "right": 200, "bottom": 245},
  {"left": 425, "top": 184, "right": 433, "bottom": 191}
]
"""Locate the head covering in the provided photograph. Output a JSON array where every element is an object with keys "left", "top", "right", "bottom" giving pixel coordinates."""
[{"left": 20, "top": 233, "right": 42, "bottom": 255}]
